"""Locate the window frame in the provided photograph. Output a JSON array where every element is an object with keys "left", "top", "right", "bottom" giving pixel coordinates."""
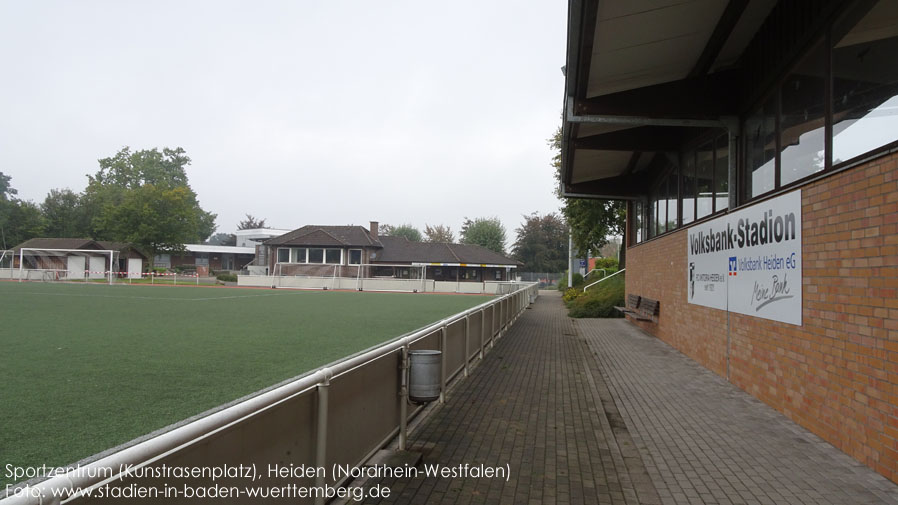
[{"left": 348, "top": 249, "right": 363, "bottom": 265}]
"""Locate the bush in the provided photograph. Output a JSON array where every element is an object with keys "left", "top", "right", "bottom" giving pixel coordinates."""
[
  {"left": 593, "top": 257, "right": 619, "bottom": 270},
  {"left": 567, "top": 272, "right": 625, "bottom": 318},
  {"left": 562, "top": 288, "right": 582, "bottom": 303},
  {"left": 216, "top": 273, "right": 238, "bottom": 283}
]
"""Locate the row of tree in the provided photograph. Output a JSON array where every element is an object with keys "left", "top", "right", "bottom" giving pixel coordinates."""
[
  {"left": 0, "top": 147, "right": 216, "bottom": 262},
  {"left": 380, "top": 217, "right": 507, "bottom": 254},
  {"left": 379, "top": 214, "right": 570, "bottom": 274}
]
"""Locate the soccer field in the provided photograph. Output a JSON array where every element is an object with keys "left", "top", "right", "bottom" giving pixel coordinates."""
[{"left": 0, "top": 281, "right": 491, "bottom": 484}]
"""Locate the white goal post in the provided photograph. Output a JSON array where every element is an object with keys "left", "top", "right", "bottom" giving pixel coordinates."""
[{"left": 16, "top": 248, "right": 117, "bottom": 285}]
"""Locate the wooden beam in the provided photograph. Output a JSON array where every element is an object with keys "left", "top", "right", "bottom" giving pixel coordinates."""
[
  {"left": 689, "top": 0, "right": 749, "bottom": 78},
  {"left": 574, "top": 71, "right": 739, "bottom": 120},
  {"left": 573, "top": 126, "right": 698, "bottom": 152}
]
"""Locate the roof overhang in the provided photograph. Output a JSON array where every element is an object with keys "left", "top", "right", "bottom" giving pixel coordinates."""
[{"left": 561, "top": 0, "right": 778, "bottom": 199}]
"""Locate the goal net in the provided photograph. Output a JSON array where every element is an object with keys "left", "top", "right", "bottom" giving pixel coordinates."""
[
  {"left": 270, "top": 263, "right": 427, "bottom": 292},
  {"left": 11, "top": 248, "right": 118, "bottom": 284}
]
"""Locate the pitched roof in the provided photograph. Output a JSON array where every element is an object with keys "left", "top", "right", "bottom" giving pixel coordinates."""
[
  {"left": 377, "top": 236, "right": 520, "bottom": 266},
  {"left": 96, "top": 241, "right": 149, "bottom": 259},
  {"left": 264, "top": 225, "right": 382, "bottom": 248},
  {"left": 12, "top": 238, "right": 105, "bottom": 252}
]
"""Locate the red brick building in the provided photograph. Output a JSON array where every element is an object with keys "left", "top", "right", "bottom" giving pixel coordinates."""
[{"left": 561, "top": 0, "right": 898, "bottom": 482}]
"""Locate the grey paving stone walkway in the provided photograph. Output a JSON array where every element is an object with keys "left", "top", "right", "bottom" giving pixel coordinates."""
[{"left": 360, "top": 291, "right": 898, "bottom": 504}]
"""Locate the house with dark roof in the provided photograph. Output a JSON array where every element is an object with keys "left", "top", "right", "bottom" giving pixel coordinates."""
[
  {"left": 261, "top": 221, "right": 520, "bottom": 282},
  {"left": 8, "top": 238, "right": 147, "bottom": 278}
]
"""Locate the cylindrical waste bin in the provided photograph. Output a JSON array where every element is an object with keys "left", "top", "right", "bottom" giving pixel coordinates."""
[{"left": 408, "top": 350, "right": 441, "bottom": 403}]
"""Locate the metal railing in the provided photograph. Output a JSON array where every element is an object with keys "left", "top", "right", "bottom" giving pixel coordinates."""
[
  {"left": 2, "top": 282, "right": 539, "bottom": 505},
  {"left": 583, "top": 268, "right": 625, "bottom": 291}
]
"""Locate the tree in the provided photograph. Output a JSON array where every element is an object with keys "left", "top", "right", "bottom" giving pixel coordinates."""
[
  {"left": 0, "top": 172, "right": 15, "bottom": 200},
  {"left": 460, "top": 217, "right": 507, "bottom": 254},
  {"left": 381, "top": 223, "right": 422, "bottom": 242},
  {"left": 42, "top": 188, "right": 89, "bottom": 238},
  {"left": 512, "top": 212, "right": 568, "bottom": 273},
  {"left": 551, "top": 126, "right": 625, "bottom": 262},
  {"left": 83, "top": 146, "right": 216, "bottom": 246},
  {"left": 104, "top": 184, "right": 215, "bottom": 262},
  {"left": 237, "top": 214, "right": 267, "bottom": 230},
  {"left": 89, "top": 146, "right": 190, "bottom": 189},
  {"left": 424, "top": 224, "right": 455, "bottom": 243},
  {"left": 0, "top": 174, "right": 44, "bottom": 248},
  {"left": 208, "top": 233, "right": 237, "bottom": 246}
]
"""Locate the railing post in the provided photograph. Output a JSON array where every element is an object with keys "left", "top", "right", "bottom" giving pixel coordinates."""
[
  {"left": 439, "top": 324, "right": 447, "bottom": 404},
  {"left": 315, "top": 368, "right": 332, "bottom": 505},
  {"left": 399, "top": 345, "right": 409, "bottom": 450},
  {"left": 463, "top": 315, "right": 470, "bottom": 377},
  {"left": 490, "top": 305, "right": 495, "bottom": 349},
  {"left": 479, "top": 309, "right": 485, "bottom": 359}
]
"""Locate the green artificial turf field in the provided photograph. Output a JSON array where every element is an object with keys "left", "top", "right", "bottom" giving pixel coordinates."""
[{"left": 0, "top": 281, "right": 490, "bottom": 484}]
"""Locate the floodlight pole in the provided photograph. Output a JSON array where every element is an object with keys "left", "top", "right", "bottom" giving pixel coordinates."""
[{"left": 18, "top": 248, "right": 23, "bottom": 283}]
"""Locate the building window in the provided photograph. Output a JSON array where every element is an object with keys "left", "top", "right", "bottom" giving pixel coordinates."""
[
  {"left": 308, "top": 248, "right": 324, "bottom": 263},
  {"left": 291, "top": 248, "right": 307, "bottom": 263},
  {"left": 634, "top": 200, "right": 644, "bottom": 243},
  {"left": 781, "top": 41, "right": 827, "bottom": 186},
  {"left": 682, "top": 151, "right": 696, "bottom": 225},
  {"left": 744, "top": 94, "right": 777, "bottom": 199},
  {"left": 714, "top": 134, "right": 729, "bottom": 212},
  {"left": 666, "top": 169, "right": 678, "bottom": 230},
  {"left": 325, "top": 249, "right": 342, "bottom": 264},
  {"left": 277, "top": 248, "right": 290, "bottom": 263},
  {"left": 736, "top": 1, "right": 898, "bottom": 205},
  {"left": 832, "top": 3, "right": 898, "bottom": 165},
  {"left": 696, "top": 141, "right": 714, "bottom": 220},
  {"left": 348, "top": 249, "right": 362, "bottom": 265}
]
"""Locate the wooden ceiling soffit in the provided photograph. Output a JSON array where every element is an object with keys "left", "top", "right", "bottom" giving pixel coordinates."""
[
  {"left": 574, "top": 70, "right": 740, "bottom": 121},
  {"left": 562, "top": 173, "right": 644, "bottom": 200},
  {"left": 573, "top": 126, "right": 697, "bottom": 152}
]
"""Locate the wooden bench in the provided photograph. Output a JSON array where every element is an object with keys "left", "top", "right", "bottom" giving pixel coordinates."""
[
  {"left": 614, "top": 294, "right": 641, "bottom": 315},
  {"left": 633, "top": 297, "right": 660, "bottom": 322}
]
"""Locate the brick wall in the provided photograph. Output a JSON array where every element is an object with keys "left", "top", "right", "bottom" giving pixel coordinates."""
[{"left": 626, "top": 151, "right": 898, "bottom": 481}]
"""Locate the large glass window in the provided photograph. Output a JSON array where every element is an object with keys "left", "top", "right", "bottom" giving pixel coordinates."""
[
  {"left": 781, "top": 42, "right": 827, "bottom": 186},
  {"left": 325, "top": 249, "right": 342, "bottom": 264},
  {"left": 348, "top": 249, "right": 362, "bottom": 265},
  {"left": 714, "top": 134, "right": 729, "bottom": 212},
  {"left": 745, "top": 95, "right": 777, "bottom": 198},
  {"left": 633, "top": 202, "right": 645, "bottom": 244},
  {"left": 832, "top": 2, "right": 898, "bottom": 164},
  {"left": 308, "top": 248, "right": 324, "bottom": 263},
  {"left": 291, "top": 248, "right": 307, "bottom": 263},
  {"left": 696, "top": 141, "right": 714, "bottom": 219},
  {"left": 666, "top": 170, "right": 678, "bottom": 230},
  {"left": 277, "top": 248, "right": 289, "bottom": 263},
  {"left": 681, "top": 152, "right": 696, "bottom": 225}
]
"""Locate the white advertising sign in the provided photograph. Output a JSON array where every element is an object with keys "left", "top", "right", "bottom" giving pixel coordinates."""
[{"left": 687, "top": 190, "right": 802, "bottom": 325}]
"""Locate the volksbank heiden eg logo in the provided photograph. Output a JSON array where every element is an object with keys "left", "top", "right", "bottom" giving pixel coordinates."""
[{"left": 728, "top": 256, "right": 737, "bottom": 276}]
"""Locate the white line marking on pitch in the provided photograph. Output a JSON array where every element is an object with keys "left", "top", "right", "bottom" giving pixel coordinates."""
[{"left": 3, "top": 291, "right": 302, "bottom": 302}]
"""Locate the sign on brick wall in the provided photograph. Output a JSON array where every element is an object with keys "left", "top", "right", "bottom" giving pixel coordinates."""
[{"left": 687, "top": 190, "right": 802, "bottom": 325}]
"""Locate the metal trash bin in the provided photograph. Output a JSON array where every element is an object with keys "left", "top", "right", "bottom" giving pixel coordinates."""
[{"left": 408, "top": 350, "right": 441, "bottom": 403}]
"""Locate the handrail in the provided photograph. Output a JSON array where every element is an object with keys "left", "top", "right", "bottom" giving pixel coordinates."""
[
  {"left": 2, "top": 282, "right": 538, "bottom": 505},
  {"left": 583, "top": 268, "right": 606, "bottom": 279},
  {"left": 583, "top": 268, "right": 625, "bottom": 291}
]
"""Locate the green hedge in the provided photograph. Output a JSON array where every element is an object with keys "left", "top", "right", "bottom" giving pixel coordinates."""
[
  {"left": 565, "top": 272, "right": 625, "bottom": 318},
  {"left": 216, "top": 273, "right": 238, "bottom": 283}
]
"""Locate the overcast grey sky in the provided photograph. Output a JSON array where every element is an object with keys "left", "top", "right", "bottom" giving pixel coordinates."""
[{"left": 0, "top": 1, "right": 566, "bottom": 243}]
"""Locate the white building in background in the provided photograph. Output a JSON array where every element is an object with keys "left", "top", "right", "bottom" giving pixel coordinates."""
[{"left": 233, "top": 228, "right": 291, "bottom": 248}]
